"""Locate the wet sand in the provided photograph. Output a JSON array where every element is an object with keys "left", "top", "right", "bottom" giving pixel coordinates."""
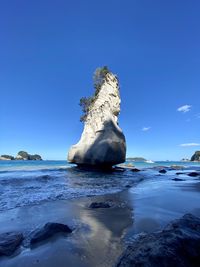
[{"left": 1, "top": 170, "right": 200, "bottom": 267}]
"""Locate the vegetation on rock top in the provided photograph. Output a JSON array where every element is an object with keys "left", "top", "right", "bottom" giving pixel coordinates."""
[{"left": 79, "top": 66, "right": 111, "bottom": 122}]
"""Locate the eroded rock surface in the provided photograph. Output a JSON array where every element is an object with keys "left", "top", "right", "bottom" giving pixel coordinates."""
[
  {"left": 116, "top": 213, "right": 200, "bottom": 267},
  {"left": 68, "top": 72, "right": 126, "bottom": 168}
]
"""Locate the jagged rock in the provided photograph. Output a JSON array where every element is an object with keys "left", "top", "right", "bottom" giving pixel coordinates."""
[
  {"left": 89, "top": 202, "right": 111, "bottom": 209},
  {"left": 0, "top": 232, "right": 23, "bottom": 256},
  {"left": 30, "top": 223, "right": 72, "bottom": 244},
  {"left": 68, "top": 71, "right": 126, "bottom": 168},
  {"left": 191, "top": 151, "right": 200, "bottom": 161},
  {"left": 116, "top": 213, "right": 200, "bottom": 267}
]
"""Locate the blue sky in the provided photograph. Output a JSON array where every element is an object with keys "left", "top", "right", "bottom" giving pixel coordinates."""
[{"left": 0, "top": 0, "right": 200, "bottom": 160}]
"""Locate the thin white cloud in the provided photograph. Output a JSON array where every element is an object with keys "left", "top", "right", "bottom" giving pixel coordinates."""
[
  {"left": 196, "top": 113, "right": 200, "bottom": 119},
  {"left": 142, "top": 127, "right": 151, "bottom": 131},
  {"left": 180, "top": 143, "right": 200, "bottom": 147},
  {"left": 177, "top": 105, "right": 191, "bottom": 113}
]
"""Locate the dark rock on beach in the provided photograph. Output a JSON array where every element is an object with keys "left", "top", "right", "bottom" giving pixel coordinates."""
[
  {"left": 159, "top": 169, "right": 167, "bottom": 174},
  {"left": 89, "top": 202, "right": 111, "bottom": 209},
  {"left": 172, "top": 177, "right": 185, "bottom": 181},
  {"left": 116, "top": 213, "right": 200, "bottom": 267},
  {"left": 176, "top": 172, "right": 185, "bottom": 175},
  {"left": 30, "top": 223, "right": 72, "bottom": 245},
  {"left": 0, "top": 232, "right": 23, "bottom": 256},
  {"left": 188, "top": 172, "right": 200, "bottom": 177}
]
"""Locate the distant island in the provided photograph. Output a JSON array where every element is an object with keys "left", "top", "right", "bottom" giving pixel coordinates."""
[
  {"left": 126, "top": 157, "right": 147, "bottom": 162},
  {"left": 0, "top": 151, "right": 42, "bottom": 161}
]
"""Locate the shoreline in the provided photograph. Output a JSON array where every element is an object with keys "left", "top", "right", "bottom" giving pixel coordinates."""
[{"left": 1, "top": 168, "right": 200, "bottom": 266}]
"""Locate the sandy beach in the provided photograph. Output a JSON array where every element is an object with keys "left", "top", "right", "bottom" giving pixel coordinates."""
[{"left": 1, "top": 166, "right": 200, "bottom": 267}]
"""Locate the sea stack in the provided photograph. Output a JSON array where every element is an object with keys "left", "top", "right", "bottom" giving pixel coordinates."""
[{"left": 68, "top": 67, "right": 126, "bottom": 169}]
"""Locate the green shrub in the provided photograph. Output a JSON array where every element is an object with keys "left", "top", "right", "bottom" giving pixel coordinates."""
[{"left": 80, "top": 66, "right": 110, "bottom": 122}]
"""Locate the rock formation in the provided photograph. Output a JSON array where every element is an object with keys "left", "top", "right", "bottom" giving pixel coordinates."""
[
  {"left": 0, "top": 155, "right": 14, "bottom": 160},
  {"left": 116, "top": 213, "right": 200, "bottom": 267},
  {"left": 15, "top": 151, "right": 42, "bottom": 160},
  {"left": 68, "top": 70, "right": 126, "bottom": 168},
  {"left": 0, "top": 151, "right": 42, "bottom": 160},
  {"left": 191, "top": 151, "right": 200, "bottom": 161}
]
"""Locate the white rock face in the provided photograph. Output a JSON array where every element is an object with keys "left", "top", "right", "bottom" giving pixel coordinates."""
[{"left": 68, "top": 72, "right": 126, "bottom": 168}]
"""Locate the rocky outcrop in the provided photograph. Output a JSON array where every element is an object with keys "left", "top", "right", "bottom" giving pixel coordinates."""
[
  {"left": 116, "top": 213, "right": 200, "bottom": 267},
  {"left": 191, "top": 151, "right": 200, "bottom": 161},
  {"left": 15, "top": 151, "right": 42, "bottom": 160},
  {"left": 0, "top": 151, "right": 42, "bottom": 160},
  {"left": 0, "top": 155, "right": 14, "bottom": 160},
  {"left": 68, "top": 71, "right": 126, "bottom": 168}
]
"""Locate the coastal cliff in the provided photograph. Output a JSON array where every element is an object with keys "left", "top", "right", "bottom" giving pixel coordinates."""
[{"left": 68, "top": 68, "right": 126, "bottom": 168}]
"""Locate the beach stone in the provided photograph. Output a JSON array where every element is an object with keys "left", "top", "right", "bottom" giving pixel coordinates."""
[
  {"left": 68, "top": 72, "right": 126, "bottom": 168},
  {"left": 172, "top": 177, "right": 185, "bottom": 181},
  {"left": 188, "top": 172, "right": 200, "bottom": 177},
  {"left": 0, "top": 232, "right": 23, "bottom": 256},
  {"left": 30, "top": 223, "right": 72, "bottom": 244},
  {"left": 116, "top": 213, "right": 200, "bottom": 267},
  {"left": 89, "top": 202, "right": 111, "bottom": 209},
  {"left": 159, "top": 169, "right": 167, "bottom": 174},
  {"left": 176, "top": 172, "right": 185, "bottom": 175}
]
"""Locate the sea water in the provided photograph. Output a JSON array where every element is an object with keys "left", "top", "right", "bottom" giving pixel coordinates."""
[{"left": 0, "top": 160, "right": 199, "bottom": 212}]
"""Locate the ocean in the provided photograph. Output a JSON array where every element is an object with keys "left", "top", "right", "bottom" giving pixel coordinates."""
[{"left": 0, "top": 160, "right": 200, "bottom": 212}]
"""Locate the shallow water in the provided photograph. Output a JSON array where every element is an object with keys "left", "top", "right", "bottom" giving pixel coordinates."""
[
  {"left": 0, "top": 160, "right": 200, "bottom": 267},
  {"left": 0, "top": 160, "right": 200, "bottom": 212}
]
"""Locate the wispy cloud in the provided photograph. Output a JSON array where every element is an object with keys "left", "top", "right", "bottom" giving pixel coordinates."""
[
  {"left": 196, "top": 113, "right": 200, "bottom": 119},
  {"left": 177, "top": 105, "right": 191, "bottom": 113},
  {"left": 180, "top": 143, "right": 200, "bottom": 147},
  {"left": 142, "top": 127, "right": 151, "bottom": 131}
]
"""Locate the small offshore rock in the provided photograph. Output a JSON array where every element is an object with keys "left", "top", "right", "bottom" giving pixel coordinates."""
[
  {"left": 0, "top": 232, "right": 23, "bottom": 256},
  {"left": 159, "top": 169, "right": 167, "bottom": 174},
  {"left": 131, "top": 168, "right": 141, "bottom": 172},
  {"left": 89, "top": 202, "right": 111, "bottom": 209},
  {"left": 176, "top": 172, "right": 185, "bottom": 175},
  {"left": 30, "top": 223, "right": 72, "bottom": 245},
  {"left": 188, "top": 172, "right": 200, "bottom": 177},
  {"left": 116, "top": 213, "right": 200, "bottom": 267},
  {"left": 114, "top": 167, "right": 126, "bottom": 172}
]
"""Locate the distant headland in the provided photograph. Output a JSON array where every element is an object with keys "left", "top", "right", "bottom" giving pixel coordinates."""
[{"left": 0, "top": 151, "right": 42, "bottom": 161}]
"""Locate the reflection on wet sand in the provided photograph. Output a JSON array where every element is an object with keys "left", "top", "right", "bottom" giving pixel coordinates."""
[{"left": 0, "top": 192, "right": 133, "bottom": 267}]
